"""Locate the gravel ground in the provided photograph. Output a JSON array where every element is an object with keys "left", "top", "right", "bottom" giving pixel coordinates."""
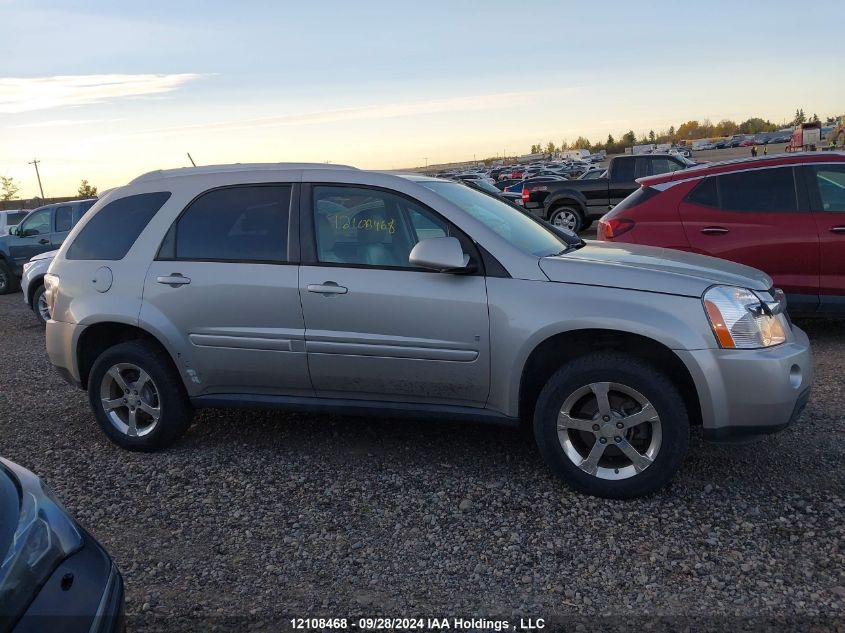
[{"left": 1, "top": 292, "right": 843, "bottom": 632}]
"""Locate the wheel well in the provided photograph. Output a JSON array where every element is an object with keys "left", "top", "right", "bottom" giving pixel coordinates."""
[
  {"left": 546, "top": 198, "right": 584, "bottom": 216},
  {"left": 28, "top": 276, "right": 45, "bottom": 307},
  {"left": 518, "top": 329, "right": 702, "bottom": 428},
  {"left": 76, "top": 322, "right": 171, "bottom": 390}
]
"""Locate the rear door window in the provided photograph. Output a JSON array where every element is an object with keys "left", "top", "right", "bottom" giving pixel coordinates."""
[
  {"left": 612, "top": 158, "right": 636, "bottom": 182},
  {"left": 717, "top": 167, "right": 797, "bottom": 212},
  {"left": 171, "top": 186, "right": 291, "bottom": 262},
  {"left": 67, "top": 192, "right": 171, "bottom": 260},
  {"left": 54, "top": 206, "right": 73, "bottom": 232},
  {"left": 685, "top": 177, "right": 719, "bottom": 208}
]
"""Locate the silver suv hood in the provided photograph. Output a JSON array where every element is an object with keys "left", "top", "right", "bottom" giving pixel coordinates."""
[{"left": 540, "top": 241, "right": 772, "bottom": 297}]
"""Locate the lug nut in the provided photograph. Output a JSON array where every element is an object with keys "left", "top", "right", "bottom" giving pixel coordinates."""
[
  {"left": 614, "top": 436, "right": 622, "bottom": 443},
  {"left": 592, "top": 424, "right": 600, "bottom": 431},
  {"left": 599, "top": 437, "right": 607, "bottom": 444},
  {"left": 602, "top": 415, "right": 610, "bottom": 422},
  {"left": 122, "top": 398, "right": 127, "bottom": 403},
  {"left": 616, "top": 422, "right": 624, "bottom": 429}
]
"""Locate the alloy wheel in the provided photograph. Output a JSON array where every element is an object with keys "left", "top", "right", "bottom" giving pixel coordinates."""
[
  {"left": 99, "top": 363, "right": 162, "bottom": 437},
  {"left": 36, "top": 293, "right": 50, "bottom": 322},
  {"left": 556, "top": 382, "right": 661, "bottom": 480},
  {"left": 552, "top": 210, "right": 579, "bottom": 231}
]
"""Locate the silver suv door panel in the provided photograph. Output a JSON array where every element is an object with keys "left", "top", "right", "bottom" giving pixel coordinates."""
[
  {"left": 142, "top": 261, "right": 310, "bottom": 396},
  {"left": 299, "top": 265, "right": 490, "bottom": 406}
]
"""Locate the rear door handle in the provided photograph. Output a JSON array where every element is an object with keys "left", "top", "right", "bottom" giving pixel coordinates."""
[
  {"left": 307, "top": 282, "right": 348, "bottom": 296},
  {"left": 38, "top": 238, "right": 50, "bottom": 245},
  {"left": 830, "top": 226, "right": 845, "bottom": 234},
  {"left": 701, "top": 226, "right": 729, "bottom": 235},
  {"left": 156, "top": 273, "right": 191, "bottom": 287}
]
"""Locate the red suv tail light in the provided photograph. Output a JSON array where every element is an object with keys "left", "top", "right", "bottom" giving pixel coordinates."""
[
  {"left": 521, "top": 186, "right": 530, "bottom": 204},
  {"left": 598, "top": 217, "right": 635, "bottom": 240}
]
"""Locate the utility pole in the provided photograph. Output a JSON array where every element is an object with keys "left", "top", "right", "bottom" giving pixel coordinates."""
[
  {"left": 28, "top": 159, "right": 44, "bottom": 199},
  {"left": 423, "top": 157, "right": 428, "bottom": 168}
]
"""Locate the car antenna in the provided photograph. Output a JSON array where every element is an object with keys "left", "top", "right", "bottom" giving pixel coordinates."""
[{"left": 187, "top": 152, "right": 196, "bottom": 167}]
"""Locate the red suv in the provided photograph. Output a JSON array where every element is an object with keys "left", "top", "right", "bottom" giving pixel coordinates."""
[{"left": 597, "top": 153, "right": 845, "bottom": 315}]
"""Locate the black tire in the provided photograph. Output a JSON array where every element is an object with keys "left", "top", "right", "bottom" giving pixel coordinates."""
[
  {"left": 548, "top": 205, "right": 584, "bottom": 233},
  {"left": 31, "top": 284, "right": 49, "bottom": 326},
  {"left": 533, "top": 352, "right": 689, "bottom": 499},
  {"left": 0, "top": 261, "right": 16, "bottom": 295},
  {"left": 88, "top": 340, "right": 193, "bottom": 451}
]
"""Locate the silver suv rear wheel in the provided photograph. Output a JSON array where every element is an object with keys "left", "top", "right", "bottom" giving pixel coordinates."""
[{"left": 99, "top": 362, "right": 162, "bottom": 438}]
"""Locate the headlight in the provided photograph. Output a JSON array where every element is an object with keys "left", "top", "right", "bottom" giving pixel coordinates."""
[
  {"left": 0, "top": 460, "right": 83, "bottom": 628},
  {"left": 43, "top": 273, "right": 60, "bottom": 317},
  {"left": 703, "top": 286, "right": 787, "bottom": 349}
]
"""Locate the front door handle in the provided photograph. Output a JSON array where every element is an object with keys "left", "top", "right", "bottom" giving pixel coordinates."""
[
  {"left": 156, "top": 273, "right": 191, "bottom": 287},
  {"left": 701, "top": 226, "right": 729, "bottom": 235},
  {"left": 38, "top": 238, "right": 50, "bottom": 245},
  {"left": 307, "top": 282, "right": 348, "bottom": 296},
  {"left": 830, "top": 226, "right": 845, "bottom": 234}
]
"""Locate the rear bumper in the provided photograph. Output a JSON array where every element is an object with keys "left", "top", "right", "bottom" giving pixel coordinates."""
[
  {"left": 45, "top": 319, "right": 85, "bottom": 388},
  {"left": 676, "top": 326, "right": 813, "bottom": 441}
]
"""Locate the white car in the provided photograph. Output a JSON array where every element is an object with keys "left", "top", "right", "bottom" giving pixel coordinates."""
[
  {"left": 21, "top": 249, "right": 57, "bottom": 325},
  {"left": 0, "top": 210, "right": 28, "bottom": 236}
]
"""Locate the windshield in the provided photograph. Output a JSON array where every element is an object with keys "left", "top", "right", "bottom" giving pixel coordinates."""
[
  {"left": 420, "top": 180, "right": 570, "bottom": 257},
  {"left": 471, "top": 179, "right": 502, "bottom": 194}
]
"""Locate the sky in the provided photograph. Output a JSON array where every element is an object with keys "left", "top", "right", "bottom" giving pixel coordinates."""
[{"left": 1, "top": 0, "right": 843, "bottom": 198}]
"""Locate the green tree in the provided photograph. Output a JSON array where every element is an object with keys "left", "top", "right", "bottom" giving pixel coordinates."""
[
  {"left": 667, "top": 125, "right": 675, "bottom": 140},
  {"left": 648, "top": 130, "right": 656, "bottom": 142},
  {"left": 545, "top": 141, "right": 556, "bottom": 155},
  {"left": 78, "top": 179, "right": 98, "bottom": 197},
  {"left": 811, "top": 113, "right": 820, "bottom": 123},
  {"left": 0, "top": 176, "right": 19, "bottom": 201},
  {"left": 622, "top": 130, "right": 636, "bottom": 145},
  {"left": 571, "top": 136, "right": 592, "bottom": 150},
  {"left": 606, "top": 134, "right": 615, "bottom": 145},
  {"left": 794, "top": 108, "right": 806, "bottom": 125}
]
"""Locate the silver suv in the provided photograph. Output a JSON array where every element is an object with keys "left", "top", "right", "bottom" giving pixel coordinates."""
[{"left": 44, "top": 164, "right": 813, "bottom": 498}]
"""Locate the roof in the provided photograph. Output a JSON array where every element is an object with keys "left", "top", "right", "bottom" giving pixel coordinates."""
[
  {"left": 130, "top": 162, "right": 357, "bottom": 184},
  {"left": 638, "top": 151, "right": 845, "bottom": 188}
]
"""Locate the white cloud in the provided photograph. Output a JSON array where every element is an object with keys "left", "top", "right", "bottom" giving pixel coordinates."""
[
  {"left": 9, "top": 118, "right": 126, "bottom": 129},
  {"left": 0, "top": 74, "right": 205, "bottom": 114}
]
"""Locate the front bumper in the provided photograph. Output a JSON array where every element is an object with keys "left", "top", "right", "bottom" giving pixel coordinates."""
[
  {"left": 45, "top": 319, "right": 85, "bottom": 388},
  {"left": 13, "top": 529, "right": 124, "bottom": 633},
  {"left": 676, "top": 325, "right": 813, "bottom": 442}
]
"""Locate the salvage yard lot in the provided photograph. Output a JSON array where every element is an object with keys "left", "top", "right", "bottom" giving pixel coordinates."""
[{"left": 1, "top": 293, "right": 843, "bottom": 626}]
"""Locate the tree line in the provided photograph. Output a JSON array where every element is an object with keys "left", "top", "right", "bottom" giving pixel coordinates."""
[
  {"left": 0, "top": 178, "right": 97, "bottom": 202},
  {"left": 528, "top": 109, "right": 835, "bottom": 156}
]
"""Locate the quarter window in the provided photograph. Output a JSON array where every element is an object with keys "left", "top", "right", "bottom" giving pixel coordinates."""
[
  {"left": 55, "top": 206, "right": 73, "bottom": 232},
  {"left": 717, "top": 167, "right": 797, "bottom": 212},
  {"left": 313, "top": 186, "right": 450, "bottom": 268},
  {"left": 173, "top": 186, "right": 291, "bottom": 262},
  {"left": 67, "top": 192, "right": 171, "bottom": 260},
  {"left": 685, "top": 177, "right": 719, "bottom": 208}
]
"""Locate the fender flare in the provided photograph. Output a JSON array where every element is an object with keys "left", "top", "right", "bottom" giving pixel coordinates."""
[{"left": 544, "top": 191, "right": 588, "bottom": 218}]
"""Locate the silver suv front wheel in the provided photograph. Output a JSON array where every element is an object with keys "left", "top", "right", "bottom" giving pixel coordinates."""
[{"left": 533, "top": 352, "right": 689, "bottom": 498}]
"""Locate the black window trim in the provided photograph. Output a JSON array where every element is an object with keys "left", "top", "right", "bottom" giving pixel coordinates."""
[
  {"left": 155, "top": 183, "right": 300, "bottom": 266},
  {"left": 299, "top": 182, "right": 486, "bottom": 276}
]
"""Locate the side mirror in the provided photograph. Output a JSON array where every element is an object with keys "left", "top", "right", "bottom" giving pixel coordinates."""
[
  {"left": 409, "top": 237, "right": 470, "bottom": 272},
  {"left": 7, "top": 225, "right": 17, "bottom": 236}
]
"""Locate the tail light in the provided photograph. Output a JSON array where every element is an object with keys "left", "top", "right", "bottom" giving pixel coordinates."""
[
  {"left": 521, "top": 187, "right": 530, "bottom": 204},
  {"left": 598, "top": 217, "right": 635, "bottom": 240}
]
